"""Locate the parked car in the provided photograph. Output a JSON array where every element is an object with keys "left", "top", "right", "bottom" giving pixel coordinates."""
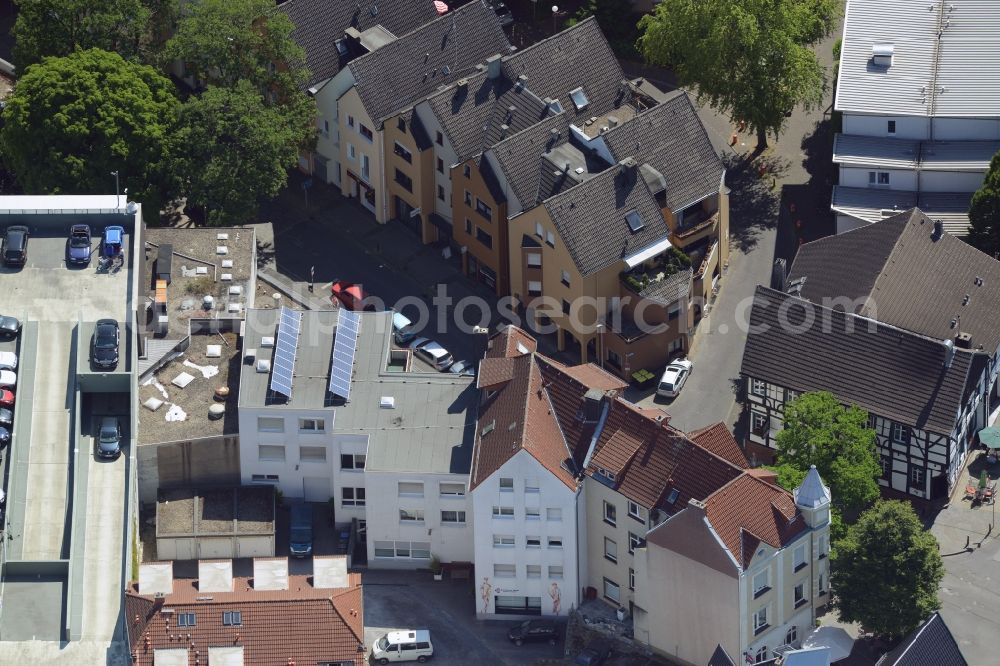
[
  {"left": 0, "top": 407, "right": 11, "bottom": 428},
  {"left": 393, "top": 311, "right": 418, "bottom": 345},
  {"left": 447, "top": 360, "right": 476, "bottom": 377},
  {"left": 488, "top": 0, "right": 513, "bottom": 26},
  {"left": 656, "top": 358, "right": 693, "bottom": 398},
  {"left": 289, "top": 503, "right": 314, "bottom": 558},
  {"left": 2, "top": 225, "right": 29, "bottom": 267},
  {"left": 330, "top": 280, "right": 375, "bottom": 311},
  {"left": 507, "top": 619, "right": 559, "bottom": 646},
  {"left": 67, "top": 224, "right": 93, "bottom": 265},
  {"left": 91, "top": 318, "right": 120, "bottom": 369},
  {"left": 409, "top": 337, "right": 454, "bottom": 371},
  {"left": 0, "top": 370, "right": 15, "bottom": 388},
  {"left": 574, "top": 638, "right": 613, "bottom": 666},
  {"left": 97, "top": 416, "right": 122, "bottom": 459},
  {"left": 0, "top": 351, "right": 16, "bottom": 370},
  {"left": 372, "top": 629, "right": 434, "bottom": 664},
  {"left": 0, "top": 426, "right": 9, "bottom": 448},
  {"left": 0, "top": 315, "right": 21, "bottom": 338},
  {"left": 0, "top": 388, "right": 13, "bottom": 408}
]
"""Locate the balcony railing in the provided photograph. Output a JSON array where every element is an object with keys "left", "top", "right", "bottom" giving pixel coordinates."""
[{"left": 673, "top": 210, "right": 719, "bottom": 242}]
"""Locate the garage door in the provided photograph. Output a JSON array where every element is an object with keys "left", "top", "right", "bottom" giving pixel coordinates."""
[
  {"left": 303, "top": 476, "right": 331, "bottom": 502},
  {"left": 199, "top": 537, "right": 234, "bottom": 559}
]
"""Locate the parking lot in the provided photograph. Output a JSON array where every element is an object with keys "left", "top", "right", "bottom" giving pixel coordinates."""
[{"left": 362, "top": 570, "right": 564, "bottom": 665}]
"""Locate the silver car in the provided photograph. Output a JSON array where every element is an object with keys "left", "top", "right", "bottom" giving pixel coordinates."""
[{"left": 409, "top": 338, "right": 455, "bottom": 371}]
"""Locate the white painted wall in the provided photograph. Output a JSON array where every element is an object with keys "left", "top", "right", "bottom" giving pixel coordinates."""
[
  {"left": 841, "top": 114, "right": 930, "bottom": 140},
  {"left": 839, "top": 166, "right": 917, "bottom": 190},
  {"left": 413, "top": 102, "right": 456, "bottom": 221},
  {"left": 471, "top": 450, "right": 580, "bottom": 618},
  {"left": 919, "top": 170, "right": 986, "bottom": 192},
  {"left": 313, "top": 70, "right": 357, "bottom": 187}
]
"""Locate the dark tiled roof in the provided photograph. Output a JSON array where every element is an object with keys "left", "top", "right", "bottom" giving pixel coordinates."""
[
  {"left": 877, "top": 612, "right": 968, "bottom": 666},
  {"left": 126, "top": 571, "right": 364, "bottom": 666},
  {"left": 484, "top": 112, "right": 573, "bottom": 207},
  {"left": 501, "top": 18, "right": 629, "bottom": 123},
  {"left": 543, "top": 162, "right": 670, "bottom": 276},
  {"left": 279, "top": 0, "right": 437, "bottom": 88},
  {"left": 789, "top": 208, "right": 1000, "bottom": 356},
  {"left": 740, "top": 286, "right": 982, "bottom": 434},
  {"left": 347, "top": 1, "right": 511, "bottom": 125},
  {"left": 603, "top": 91, "right": 724, "bottom": 212},
  {"left": 709, "top": 644, "right": 739, "bottom": 666},
  {"left": 689, "top": 422, "right": 749, "bottom": 469}
]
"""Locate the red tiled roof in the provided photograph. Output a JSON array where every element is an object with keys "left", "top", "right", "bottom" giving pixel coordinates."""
[
  {"left": 689, "top": 422, "right": 749, "bottom": 469},
  {"left": 477, "top": 357, "right": 515, "bottom": 389},
  {"left": 485, "top": 325, "right": 538, "bottom": 359},
  {"left": 590, "top": 428, "right": 644, "bottom": 475},
  {"left": 125, "top": 572, "right": 364, "bottom": 666},
  {"left": 557, "top": 363, "right": 628, "bottom": 392},
  {"left": 703, "top": 473, "right": 807, "bottom": 569}
]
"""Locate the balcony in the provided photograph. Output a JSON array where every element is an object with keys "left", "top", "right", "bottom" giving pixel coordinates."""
[
  {"left": 620, "top": 247, "right": 693, "bottom": 306},
  {"left": 671, "top": 210, "right": 719, "bottom": 247}
]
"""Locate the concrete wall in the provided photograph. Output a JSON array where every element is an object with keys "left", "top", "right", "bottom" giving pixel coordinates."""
[
  {"left": 137, "top": 435, "right": 241, "bottom": 504},
  {"left": 839, "top": 166, "right": 918, "bottom": 190},
  {"left": 582, "top": 477, "right": 651, "bottom": 610},
  {"left": 338, "top": 87, "right": 385, "bottom": 221},
  {"left": 156, "top": 534, "right": 273, "bottom": 560},
  {"left": 841, "top": 113, "right": 1000, "bottom": 141}
]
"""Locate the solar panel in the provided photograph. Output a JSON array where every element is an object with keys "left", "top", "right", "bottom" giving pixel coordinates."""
[
  {"left": 328, "top": 310, "right": 361, "bottom": 400},
  {"left": 269, "top": 306, "right": 302, "bottom": 397}
]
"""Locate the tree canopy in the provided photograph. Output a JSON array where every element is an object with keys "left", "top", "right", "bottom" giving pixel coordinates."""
[
  {"left": 170, "top": 82, "right": 302, "bottom": 226},
  {"left": 773, "top": 391, "right": 881, "bottom": 515},
  {"left": 11, "top": 0, "right": 167, "bottom": 69},
  {"left": 0, "top": 48, "right": 178, "bottom": 213},
  {"left": 967, "top": 151, "right": 1000, "bottom": 257},
  {"left": 638, "top": 0, "right": 839, "bottom": 151},
  {"left": 831, "top": 500, "right": 944, "bottom": 640}
]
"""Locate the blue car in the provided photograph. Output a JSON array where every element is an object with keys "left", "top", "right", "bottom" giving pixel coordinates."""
[{"left": 67, "top": 224, "right": 92, "bottom": 265}]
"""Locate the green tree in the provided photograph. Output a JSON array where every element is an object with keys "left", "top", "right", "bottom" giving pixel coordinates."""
[
  {"left": 169, "top": 82, "right": 302, "bottom": 225},
  {"left": 638, "top": 0, "right": 839, "bottom": 152},
  {"left": 0, "top": 49, "right": 178, "bottom": 214},
  {"left": 967, "top": 152, "right": 1000, "bottom": 256},
  {"left": 774, "top": 391, "right": 881, "bottom": 515},
  {"left": 831, "top": 500, "right": 943, "bottom": 639},
  {"left": 12, "top": 0, "right": 157, "bottom": 69}
]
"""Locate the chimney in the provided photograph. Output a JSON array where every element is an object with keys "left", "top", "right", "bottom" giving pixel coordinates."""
[
  {"left": 955, "top": 332, "right": 973, "bottom": 349},
  {"left": 943, "top": 338, "right": 956, "bottom": 368},
  {"left": 486, "top": 54, "right": 502, "bottom": 79},
  {"left": 619, "top": 157, "right": 638, "bottom": 183},
  {"left": 456, "top": 78, "right": 469, "bottom": 91},
  {"left": 516, "top": 74, "right": 528, "bottom": 89},
  {"left": 344, "top": 27, "right": 362, "bottom": 44},
  {"left": 932, "top": 220, "right": 944, "bottom": 241},
  {"left": 582, "top": 389, "right": 603, "bottom": 422}
]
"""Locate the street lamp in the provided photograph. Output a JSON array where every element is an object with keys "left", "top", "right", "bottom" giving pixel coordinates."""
[
  {"left": 595, "top": 323, "right": 605, "bottom": 369},
  {"left": 111, "top": 170, "right": 120, "bottom": 208},
  {"left": 551, "top": 5, "right": 558, "bottom": 35}
]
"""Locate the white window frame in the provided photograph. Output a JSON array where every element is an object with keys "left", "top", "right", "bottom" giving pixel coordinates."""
[
  {"left": 603, "top": 577, "right": 620, "bottom": 603},
  {"left": 347, "top": 142, "right": 356, "bottom": 161},
  {"left": 398, "top": 481, "right": 424, "bottom": 497},
  {"left": 751, "top": 379, "right": 766, "bottom": 396},
  {"left": 604, "top": 537, "right": 618, "bottom": 563},
  {"left": 525, "top": 506, "right": 541, "bottom": 519},
  {"left": 627, "top": 501, "right": 643, "bottom": 521},
  {"left": 439, "top": 482, "right": 466, "bottom": 497},
  {"left": 794, "top": 580, "right": 808, "bottom": 606},
  {"left": 256, "top": 417, "right": 284, "bottom": 433},
  {"left": 493, "top": 563, "right": 516, "bottom": 578},
  {"left": 493, "top": 534, "right": 515, "bottom": 548},
  {"left": 753, "top": 606, "right": 768, "bottom": 632},
  {"left": 546, "top": 507, "right": 562, "bottom": 521},
  {"left": 298, "top": 417, "right": 325, "bottom": 433},
  {"left": 547, "top": 537, "right": 563, "bottom": 549},
  {"left": 250, "top": 474, "right": 279, "bottom": 483},
  {"left": 753, "top": 569, "right": 770, "bottom": 595},
  {"left": 527, "top": 253, "right": 542, "bottom": 267},
  {"left": 299, "top": 445, "right": 327, "bottom": 462},
  {"left": 793, "top": 544, "right": 807, "bottom": 571},
  {"left": 399, "top": 508, "right": 425, "bottom": 523},
  {"left": 527, "top": 280, "right": 542, "bottom": 296},
  {"left": 493, "top": 505, "right": 514, "bottom": 518},
  {"left": 341, "top": 487, "right": 365, "bottom": 507},
  {"left": 526, "top": 536, "right": 541, "bottom": 548},
  {"left": 526, "top": 564, "right": 542, "bottom": 578},
  {"left": 441, "top": 510, "right": 466, "bottom": 524},
  {"left": 603, "top": 500, "right": 617, "bottom": 526},
  {"left": 499, "top": 477, "right": 514, "bottom": 491},
  {"left": 628, "top": 532, "right": 643, "bottom": 554},
  {"left": 258, "top": 444, "right": 285, "bottom": 462},
  {"left": 340, "top": 453, "right": 365, "bottom": 470},
  {"left": 629, "top": 568, "right": 635, "bottom": 590},
  {"left": 548, "top": 565, "right": 563, "bottom": 579},
  {"left": 524, "top": 477, "right": 540, "bottom": 492}
]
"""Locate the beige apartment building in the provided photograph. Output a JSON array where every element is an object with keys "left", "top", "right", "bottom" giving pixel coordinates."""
[{"left": 632, "top": 467, "right": 832, "bottom": 666}]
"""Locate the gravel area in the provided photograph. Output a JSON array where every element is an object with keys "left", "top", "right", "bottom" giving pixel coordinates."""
[
  {"left": 157, "top": 488, "right": 196, "bottom": 535},
  {"left": 198, "top": 488, "right": 234, "bottom": 533},
  {"left": 237, "top": 486, "right": 275, "bottom": 534}
]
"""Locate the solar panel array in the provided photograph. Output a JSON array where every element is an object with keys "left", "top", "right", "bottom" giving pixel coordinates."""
[
  {"left": 328, "top": 309, "right": 361, "bottom": 400},
  {"left": 269, "top": 306, "right": 302, "bottom": 397}
]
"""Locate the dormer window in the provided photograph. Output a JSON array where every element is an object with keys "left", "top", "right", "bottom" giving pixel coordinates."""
[
  {"left": 872, "top": 44, "right": 894, "bottom": 68},
  {"left": 549, "top": 99, "right": 564, "bottom": 114}
]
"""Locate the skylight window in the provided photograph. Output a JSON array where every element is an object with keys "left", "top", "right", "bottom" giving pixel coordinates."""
[
  {"left": 335, "top": 39, "right": 348, "bottom": 57},
  {"left": 625, "top": 209, "right": 644, "bottom": 232},
  {"left": 569, "top": 87, "right": 589, "bottom": 111}
]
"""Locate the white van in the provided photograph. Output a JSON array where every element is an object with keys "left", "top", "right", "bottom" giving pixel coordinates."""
[
  {"left": 392, "top": 311, "right": 417, "bottom": 345},
  {"left": 372, "top": 629, "right": 434, "bottom": 663}
]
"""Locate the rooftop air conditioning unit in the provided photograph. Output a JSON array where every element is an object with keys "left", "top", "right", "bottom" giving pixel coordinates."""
[
  {"left": 872, "top": 43, "right": 894, "bottom": 67},
  {"left": 256, "top": 359, "right": 271, "bottom": 373},
  {"left": 380, "top": 396, "right": 396, "bottom": 409}
]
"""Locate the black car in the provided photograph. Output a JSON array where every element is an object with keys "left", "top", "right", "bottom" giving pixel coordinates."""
[
  {"left": 0, "top": 315, "right": 20, "bottom": 338},
  {"left": 507, "top": 620, "right": 559, "bottom": 646},
  {"left": 97, "top": 416, "right": 122, "bottom": 459},
  {"left": 574, "top": 638, "right": 613, "bottom": 666},
  {"left": 91, "top": 319, "right": 120, "bottom": 369},
  {"left": 0, "top": 407, "right": 11, "bottom": 428},
  {"left": 0, "top": 426, "right": 9, "bottom": 448},
  {"left": 2, "top": 225, "right": 29, "bottom": 267}
]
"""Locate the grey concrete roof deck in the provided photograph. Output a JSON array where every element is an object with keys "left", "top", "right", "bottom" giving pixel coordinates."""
[
  {"left": 833, "top": 134, "right": 1000, "bottom": 170},
  {"left": 156, "top": 486, "right": 275, "bottom": 538},
  {"left": 831, "top": 186, "right": 973, "bottom": 236}
]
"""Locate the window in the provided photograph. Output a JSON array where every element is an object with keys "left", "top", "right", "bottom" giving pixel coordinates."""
[
  {"left": 880, "top": 457, "right": 891, "bottom": 478},
  {"left": 597, "top": 466, "right": 616, "bottom": 481},
  {"left": 526, "top": 506, "right": 541, "bottom": 519},
  {"left": 475, "top": 198, "right": 493, "bottom": 221},
  {"left": 786, "top": 626, "right": 797, "bottom": 646},
  {"left": 374, "top": 541, "right": 429, "bottom": 559},
  {"left": 604, "top": 537, "right": 618, "bottom": 563},
  {"left": 753, "top": 606, "right": 768, "bottom": 634},
  {"left": 629, "top": 568, "right": 635, "bottom": 590},
  {"left": 527, "top": 281, "right": 542, "bottom": 296},
  {"left": 666, "top": 488, "right": 679, "bottom": 504},
  {"left": 625, "top": 209, "right": 644, "bottom": 232},
  {"left": 499, "top": 477, "right": 514, "bottom": 491},
  {"left": 476, "top": 227, "right": 493, "bottom": 249},
  {"left": 549, "top": 565, "right": 564, "bottom": 579},
  {"left": 177, "top": 612, "right": 196, "bottom": 627},
  {"left": 393, "top": 142, "right": 412, "bottom": 163},
  {"left": 361, "top": 153, "right": 370, "bottom": 181},
  {"left": 751, "top": 411, "right": 769, "bottom": 436},
  {"left": 628, "top": 501, "right": 643, "bottom": 521},
  {"left": 257, "top": 417, "right": 283, "bottom": 433},
  {"left": 342, "top": 487, "right": 366, "bottom": 507},
  {"left": 397, "top": 117, "right": 406, "bottom": 132},
  {"left": 754, "top": 646, "right": 769, "bottom": 663},
  {"left": 463, "top": 164, "right": 471, "bottom": 178},
  {"left": 394, "top": 169, "right": 413, "bottom": 192},
  {"left": 493, "top": 534, "right": 515, "bottom": 547},
  {"left": 359, "top": 124, "right": 373, "bottom": 141},
  {"left": 374, "top": 541, "right": 394, "bottom": 558},
  {"left": 603, "top": 578, "right": 620, "bottom": 603},
  {"left": 494, "top": 563, "right": 515, "bottom": 578},
  {"left": 548, "top": 99, "right": 564, "bottom": 114},
  {"left": 348, "top": 115, "right": 355, "bottom": 128},
  {"left": 258, "top": 445, "right": 285, "bottom": 461},
  {"left": 320, "top": 119, "right": 329, "bottom": 138},
  {"left": 300, "top": 446, "right": 327, "bottom": 462},
  {"left": 569, "top": 86, "right": 589, "bottom": 111},
  {"left": 399, "top": 508, "right": 425, "bottom": 523},
  {"left": 547, "top": 508, "right": 562, "bottom": 521},
  {"left": 892, "top": 423, "right": 910, "bottom": 445},
  {"left": 526, "top": 536, "right": 541, "bottom": 548},
  {"left": 436, "top": 131, "right": 443, "bottom": 146},
  {"left": 545, "top": 231, "right": 555, "bottom": 247},
  {"left": 251, "top": 474, "right": 279, "bottom": 483},
  {"left": 887, "top": 120, "right": 896, "bottom": 134},
  {"left": 298, "top": 418, "right": 324, "bottom": 432},
  {"left": 440, "top": 482, "right": 465, "bottom": 496},
  {"left": 818, "top": 573, "right": 827, "bottom": 594},
  {"left": 548, "top": 537, "right": 563, "bottom": 549},
  {"left": 751, "top": 379, "right": 766, "bottom": 396},
  {"left": 347, "top": 143, "right": 356, "bottom": 161},
  {"left": 910, "top": 466, "right": 926, "bottom": 488},
  {"left": 818, "top": 535, "right": 828, "bottom": 559},
  {"left": 525, "top": 477, "right": 539, "bottom": 492},
  {"left": 526, "top": 564, "right": 542, "bottom": 579},
  {"left": 603, "top": 501, "right": 617, "bottom": 526},
  {"left": 222, "top": 611, "right": 241, "bottom": 626},
  {"left": 562, "top": 299, "right": 571, "bottom": 315},
  {"left": 410, "top": 542, "right": 431, "bottom": 559},
  {"left": 628, "top": 532, "right": 644, "bottom": 555},
  {"left": 441, "top": 510, "right": 466, "bottom": 524},
  {"left": 437, "top": 184, "right": 445, "bottom": 201},
  {"left": 464, "top": 218, "right": 472, "bottom": 234},
  {"left": 868, "top": 170, "right": 890, "bottom": 186},
  {"left": 341, "top": 453, "right": 365, "bottom": 470},
  {"left": 527, "top": 252, "right": 542, "bottom": 267},
  {"left": 436, "top": 157, "right": 444, "bottom": 173},
  {"left": 794, "top": 580, "right": 808, "bottom": 607},
  {"left": 493, "top": 505, "right": 514, "bottom": 518},
  {"left": 535, "top": 222, "right": 544, "bottom": 237},
  {"left": 398, "top": 481, "right": 424, "bottom": 497},
  {"left": 464, "top": 189, "right": 472, "bottom": 205},
  {"left": 753, "top": 569, "right": 770, "bottom": 597},
  {"left": 793, "top": 544, "right": 807, "bottom": 572},
  {"left": 560, "top": 270, "right": 571, "bottom": 287},
  {"left": 667, "top": 302, "right": 681, "bottom": 321}
]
